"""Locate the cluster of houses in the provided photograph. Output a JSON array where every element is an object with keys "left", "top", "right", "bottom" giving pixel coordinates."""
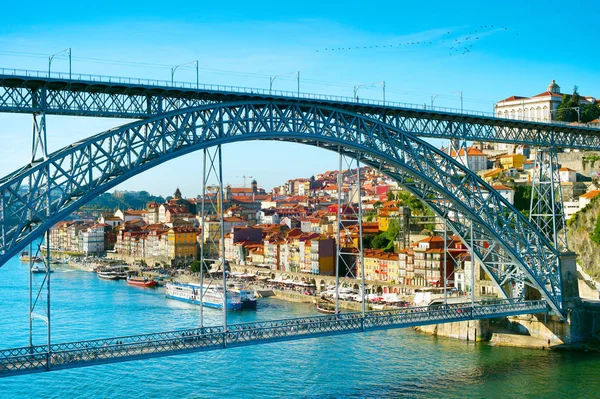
[{"left": 50, "top": 81, "right": 600, "bottom": 294}]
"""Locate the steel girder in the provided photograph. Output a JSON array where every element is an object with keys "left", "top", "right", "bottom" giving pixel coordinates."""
[
  {"left": 1, "top": 75, "right": 600, "bottom": 150},
  {"left": 0, "top": 101, "right": 563, "bottom": 315}
]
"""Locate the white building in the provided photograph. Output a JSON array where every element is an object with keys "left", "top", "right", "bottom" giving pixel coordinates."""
[
  {"left": 579, "top": 190, "right": 600, "bottom": 209},
  {"left": 559, "top": 167, "right": 577, "bottom": 183},
  {"left": 563, "top": 201, "right": 581, "bottom": 221},
  {"left": 490, "top": 185, "right": 515, "bottom": 205},
  {"left": 450, "top": 147, "right": 488, "bottom": 173},
  {"left": 495, "top": 80, "right": 595, "bottom": 123},
  {"left": 81, "top": 225, "right": 105, "bottom": 255}
]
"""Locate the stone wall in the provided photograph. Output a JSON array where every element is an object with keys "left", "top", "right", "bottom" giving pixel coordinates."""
[
  {"left": 558, "top": 151, "right": 600, "bottom": 176},
  {"left": 416, "top": 319, "right": 490, "bottom": 342}
]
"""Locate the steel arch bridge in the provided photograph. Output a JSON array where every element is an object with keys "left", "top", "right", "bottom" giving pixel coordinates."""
[{"left": 0, "top": 100, "right": 565, "bottom": 315}]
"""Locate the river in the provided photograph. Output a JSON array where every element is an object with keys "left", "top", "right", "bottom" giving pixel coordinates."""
[{"left": 0, "top": 257, "right": 598, "bottom": 398}]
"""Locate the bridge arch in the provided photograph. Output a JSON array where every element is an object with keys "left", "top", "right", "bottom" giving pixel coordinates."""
[{"left": 0, "top": 101, "right": 562, "bottom": 314}]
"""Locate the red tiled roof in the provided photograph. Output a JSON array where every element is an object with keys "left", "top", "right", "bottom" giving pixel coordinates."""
[
  {"left": 531, "top": 91, "right": 563, "bottom": 98},
  {"left": 491, "top": 185, "right": 515, "bottom": 191},
  {"left": 498, "top": 95, "right": 528, "bottom": 102},
  {"left": 580, "top": 190, "right": 600, "bottom": 200},
  {"left": 450, "top": 147, "right": 486, "bottom": 157}
]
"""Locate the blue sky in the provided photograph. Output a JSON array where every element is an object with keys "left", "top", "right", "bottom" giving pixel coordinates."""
[{"left": 0, "top": 1, "right": 598, "bottom": 197}]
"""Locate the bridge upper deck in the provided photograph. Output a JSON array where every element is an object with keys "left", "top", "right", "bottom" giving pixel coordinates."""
[{"left": 1, "top": 68, "right": 599, "bottom": 150}]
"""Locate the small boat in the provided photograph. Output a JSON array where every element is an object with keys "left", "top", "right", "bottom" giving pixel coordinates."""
[
  {"left": 97, "top": 271, "right": 120, "bottom": 280},
  {"left": 315, "top": 300, "right": 340, "bottom": 314},
  {"left": 20, "top": 251, "right": 44, "bottom": 263},
  {"left": 127, "top": 275, "right": 157, "bottom": 288},
  {"left": 31, "top": 265, "right": 53, "bottom": 274}
]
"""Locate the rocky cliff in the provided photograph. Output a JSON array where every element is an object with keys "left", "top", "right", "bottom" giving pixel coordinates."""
[{"left": 567, "top": 196, "right": 600, "bottom": 280}]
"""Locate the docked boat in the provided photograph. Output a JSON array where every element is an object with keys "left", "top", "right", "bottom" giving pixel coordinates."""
[
  {"left": 31, "top": 265, "right": 53, "bottom": 274},
  {"left": 127, "top": 275, "right": 157, "bottom": 288},
  {"left": 97, "top": 271, "right": 120, "bottom": 280},
  {"left": 315, "top": 300, "right": 340, "bottom": 315},
  {"left": 165, "top": 282, "right": 242, "bottom": 310},
  {"left": 20, "top": 251, "right": 43, "bottom": 263},
  {"left": 229, "top": 283, "right": 257, "bottom": 310}
]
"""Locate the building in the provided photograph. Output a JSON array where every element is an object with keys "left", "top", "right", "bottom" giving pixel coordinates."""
[
  {"left": 167, "top": 227, "right": 199, "bottom": 266},
  {"left": 81, "top": 225, "right": 106, "bottom": 255},
  {"left": 579, "top": 190, "right": 600, "bottom": 209},
  {"left": 495, "top": 80, "right": 596, "bottom": 123},
  {"left": 450, "top": 147, "right": 488, "bottom": 173},
  {"left": 490, "top": 185, "right": 515, "bottom": 205},
  {"left": 559, "top": 167, "right": 577, "bottom": 183},
  {"left": 499, "top": 154, "right": 527, "bottom": 170}
]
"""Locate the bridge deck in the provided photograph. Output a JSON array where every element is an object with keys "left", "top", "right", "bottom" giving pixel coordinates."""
[
  {"left": 1, "top": 69, "right": 598, "bottom": 150},
  {"left": 0, "top": 299, "right": 548, "bottom": 378}
]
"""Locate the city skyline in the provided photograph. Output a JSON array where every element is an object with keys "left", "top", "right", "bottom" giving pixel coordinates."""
[{"left": 1, "top": 0, "right": 599, "bottom": 196}]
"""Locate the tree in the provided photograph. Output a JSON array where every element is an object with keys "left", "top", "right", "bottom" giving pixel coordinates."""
[
  {"left": 513, "top": 185, "right": 533, "bottom": 213},
  {"left": 371, "top": 234, "right": 390, "bottom": 250},
  {"left": 385, "top": 218, "right": 401, "bottom": 241},
  {"left": 582, "top": 102, "right": 600, "bottom": 123},
  {"left": 189, "top": 260, "right": 208, "bottom": 274},
  {"left": 555, "top": 87, "right": 581, "bottom": 122},
  {"left": 387, "top": 190, "right": 395, "bottom": 201}
]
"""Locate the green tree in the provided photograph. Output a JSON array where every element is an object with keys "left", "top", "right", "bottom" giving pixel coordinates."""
[
  {"left": 555, "top": 87, "right": 582, "bottom": 122},
  {"left": 513, "top": 185, "right": 533, "bottom": 213},
  {"left": 387, "top": 190, "right": 395, "bottom": 201},
  {"left": 371, "top": 234, "right": 391, "bottom": 250},
  {"left": 582, "top": 102, "right": 600, "bottom": 123},
  {"left": 189, "top": 260, "right": 208, "bottom": 274},
  {"left": 591, "top": 217, "right": 600, "bottom": 244}
]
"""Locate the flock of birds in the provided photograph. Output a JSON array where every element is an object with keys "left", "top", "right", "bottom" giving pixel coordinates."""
[{"left": 317, "top": 25, "right": 512, "bottom": 57}]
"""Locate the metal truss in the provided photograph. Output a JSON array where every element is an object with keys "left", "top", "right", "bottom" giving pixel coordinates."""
[
  {"left": 0, "top": 299, "right": 548, "bottom": 377},
  {"left": 0, "top": 102, "right": 565, "bottom": 316},
  {"left": 334, "top": 150, "right": 365, "bottom": 315},
  {"left": 529, "top": 148, "right": 568, "bottom": 251},
  {"left": 1, "top": 74, "right": 600, "bottom": 150},
  {"left": 27, "top": 110, "right": 52, "bottom": 367},
  {"left": 199, "top": 146, "right": 227, "bottom": 330}
]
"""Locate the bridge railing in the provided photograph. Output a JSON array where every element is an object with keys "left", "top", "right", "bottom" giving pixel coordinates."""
[
  {"left": 2, "top": 67, "right": 597, "bottom": 130},
  {"left": 0, "top": 299, "right": 549, "bottom": 375}
]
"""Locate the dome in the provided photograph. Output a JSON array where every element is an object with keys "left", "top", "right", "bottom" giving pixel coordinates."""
[{"left": 547, "top": 80, "right": 560, "bottom": 94}]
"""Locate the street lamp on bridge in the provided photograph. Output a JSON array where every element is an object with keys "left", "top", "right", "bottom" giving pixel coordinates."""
[
  {"left": 48, "top": 48, "right": 72, "bottom": 79},
  {"left": 269, "top": 71, "right": 300, "bottom": 96},
  {"left": 353, "top": 81, "right": 386, "bottom": 104},
  {"left": 171, "top": 60, "right": 199, "bottom": 88},
  {"left": 452, "top": 90, "right": 463, "bottom": 113}
]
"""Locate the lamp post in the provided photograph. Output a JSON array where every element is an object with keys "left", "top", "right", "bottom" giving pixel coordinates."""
[
  {"left": 171, "top": 60, "right": 199, "bottom": 88},
  {"left": 452, "top": 90, "right": 463, "bottom": 113},
  {"left": 269, "top": 71, "right": 300, "bottom": 96},
  {"left": 354, "top": 81, "right": 386, "bottom": 104},
  {"left": 49, "top": 48, "right": 71, "bottom": 79},
  {"left": 431, "top": 94, "right": 440, "bottom": 109}
]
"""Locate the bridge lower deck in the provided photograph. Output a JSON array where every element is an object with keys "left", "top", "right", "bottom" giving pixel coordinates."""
[{"left": 0, "top": 299, "right": 547, "bottom": 377}]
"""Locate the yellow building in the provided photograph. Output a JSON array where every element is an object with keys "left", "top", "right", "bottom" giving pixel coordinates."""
[
  {"left": 363, "top": 251, "right": 381, "bottom": 281},
  {"left": 168, "top": 227, "right": 198, "bottom": 260},
  {"left": 499, "top": 154, "right": 527, "bottom": 170},
  {"left": 377, "top": 202, "right": 400, "bottom": 232}
]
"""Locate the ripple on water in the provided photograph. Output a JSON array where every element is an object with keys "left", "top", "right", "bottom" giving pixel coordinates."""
[{"left": 1, "top": 258, "right": 600, "bottom": 398}]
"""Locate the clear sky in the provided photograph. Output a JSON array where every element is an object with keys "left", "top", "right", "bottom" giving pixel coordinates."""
[{"left": 0, "top": 1, "right": 598, "bottom": 197}]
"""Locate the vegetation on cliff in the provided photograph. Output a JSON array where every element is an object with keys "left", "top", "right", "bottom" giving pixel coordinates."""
[{"left": 567, "top": 195, "right": 600, "bottom": 279}]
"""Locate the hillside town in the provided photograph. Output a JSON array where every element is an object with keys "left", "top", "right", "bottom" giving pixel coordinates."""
[{"left": 49, "top": 80, "right": 600, "bottom": 297}]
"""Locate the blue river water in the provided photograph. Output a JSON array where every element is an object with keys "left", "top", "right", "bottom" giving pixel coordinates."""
[{"left": 0, "top": 257, "right": 599, "bottom": 398}]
